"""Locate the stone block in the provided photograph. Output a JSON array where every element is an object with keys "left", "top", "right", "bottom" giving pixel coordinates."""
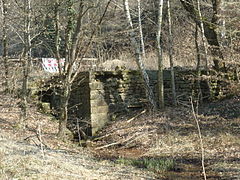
[
  {"left": 91, "top": 113, "right": 109, "bottom": 135},
  {"left": 38, "top": 102, "right": 51, "bottom": 114},
  {"left": 90, "top": 92, "right": 106, "bottom": 100},
  {"left": 91, "top": 98, "right": 108, "bottom": 107},
  {"left": 91, "top": 106, "right": 109, "bottom": 114},
  {"left": 89, "top": 82, "right": 104, "bottom": 90}
]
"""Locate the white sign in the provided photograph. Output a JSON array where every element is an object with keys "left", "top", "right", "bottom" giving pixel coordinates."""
[{"left": 42, "top": 58, "right": 65, "bottom": 73}]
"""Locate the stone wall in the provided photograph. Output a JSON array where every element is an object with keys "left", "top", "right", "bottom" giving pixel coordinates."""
[
  {"left": 68, "top": 72, "right": 91, "bottom": 136},
  {"left": 38, "top": 69, "right": 239, "bottom": 136},
  {"left": 38, "top": 72, "right": 92, "bottom": 137},
  {"left": 89, "top": 71, "right": 147, "bottom": 135},
  {"left": 88, "top": 69, "right": 210, "bottom": 135}
]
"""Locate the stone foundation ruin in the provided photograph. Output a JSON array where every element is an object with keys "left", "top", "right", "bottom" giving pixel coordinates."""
[{"left": 38, "top": 69, "right": 239, "bottom": 136}]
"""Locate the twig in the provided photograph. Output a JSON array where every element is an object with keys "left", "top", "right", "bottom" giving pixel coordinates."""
[
  {"left": 95, "top": 142, "right": 120, "bottom": 150},
  {"left": 190, "top": 97, "right": 207, "bottom": 180},
  {"left": 76, "top": 118, "right": 82, "bottom": 145},
  {"left": 124, "top": 133, "right": 145, "bottom": 148},
  {"left": 24, "top": 134, "right": 38, "bottom": 141},
  {"left": 95, "top": 134, "right": 138, "bottom": 150},
  {"left": 93, "top": 133, "right": 112, "bottom": 141},
  {"left": 177, "top": 100, "right": 191, "bottom": 107},
  {"left": 37, "top": 123, "right": 45, "bottom": 159},
  {"left": 126, "top": 109, "right": 146, "bottom": 123}
]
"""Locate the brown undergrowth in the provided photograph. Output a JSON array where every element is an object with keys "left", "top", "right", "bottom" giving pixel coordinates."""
[
  {"left": 91, "top": 96, "right": 240, "bottom": 179},
  {"left": 0, "top": 91, "right": 156, "bottom": 179},
  {"left": 0, "top": 66, "right": 239, "bottom": 179}
]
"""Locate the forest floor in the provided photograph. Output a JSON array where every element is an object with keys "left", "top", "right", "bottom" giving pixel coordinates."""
[
  {"left": 91, "top": 95, "right": 240, "bottom": 180},
  {"left": 0, "top": 92, "right": 156, "bottom": 180},
  {"left": 1, "top": 90, "right": 239, "bottom": 179},
  {"left": 0, "top": 86, "right": 240, "bottom": 179}
]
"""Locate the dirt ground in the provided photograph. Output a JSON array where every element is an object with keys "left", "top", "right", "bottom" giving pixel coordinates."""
[
  {"left": 0, "top": 72, "right": 239, "bottom": 179},
  {"left": 91, "top": 96, "right": 240, "bottom": 179},
  {"left": 0, "top": 92, "right": 156, "bottom": 180}
]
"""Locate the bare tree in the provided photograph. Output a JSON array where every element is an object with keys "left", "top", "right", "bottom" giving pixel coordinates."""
[
  {"left": 195, "top": 23, "right": 203, "bottom": 102},
  {"left": 196, "top": 0, "right": 209, "bottom": 71},
  {"left": 7, "top": 0, "right": 48, "bottom": 125},
  {"left": 195, "top": 23, "right": 201, "bottom": 72},
  {"left": 54, "top": 0, "right": 62, "bottom": 75},
  {"left": 53, "top": 0, "right": 113, "bottom": 139},
  {"left": 167, "top": 0, "right": 176, "bottom": 106},
  {"left": 156, "top": 0, "right": 164, "bottom": 109},
  {"left": 123, "top": 0, "right": 157, "bottom": 110},
  {"left": 20, "top": 0, "right": 32, "bottom": 124},
  {"left": 190, "top": 97, "right": 207, "bottom": 180},
  {"left": 180, "top": 0, "right": 225, "bottom": 71},
  {"left": 137, "top": 0, "right": 145, "bottom": 58},
  {"left": 1, "top": 0, "right": 9, "bottom": 93}
]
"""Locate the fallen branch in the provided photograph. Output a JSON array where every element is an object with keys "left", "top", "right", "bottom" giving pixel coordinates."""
[
  {"left": 95, "top": 142, "right": 120, "bottom": 150},
  {"left": 126, "top": 109, "right": 146, "bottom": 123},
  {"left": 37, "top": 123, "right": 45, "bottom": 159},
  {"left": 124, "top": 133, "right": 145, "bottom": 148},
  {"left": 95, "top": 134, "right": 139, "bottom": 150}
]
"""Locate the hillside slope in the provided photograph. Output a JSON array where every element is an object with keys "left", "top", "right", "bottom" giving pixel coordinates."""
[
  {"left": 0, "top": 92, "right": 156, "bottom": 180},
  {"left": 93, "top": 96, "right": 240, "bottom": 179},
  {"left": 0, "top": 136, "right": 156, "bottom": 180}
]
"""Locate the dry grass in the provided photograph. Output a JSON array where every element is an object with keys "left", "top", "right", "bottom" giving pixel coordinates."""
[
  {"left": 0, "top": 136, "right": 156, "bottom": 180},
  {"left": 93, "top": 96, "right": 240, "bottom": 179},
  {"left": 100, "top": 48, "right": 198, "bottom": 71},
  {"left": 1, "top": 56, "right": 240, "bottom": 179},
  {"left": 0, "top": 86, "right": 156, "bottom": 179}
]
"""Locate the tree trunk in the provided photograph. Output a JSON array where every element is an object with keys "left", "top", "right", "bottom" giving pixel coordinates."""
[
  {"left": 195, "top": 23, "right": 203, "bottom": 102},
  {"left": 137, "top": 0, "right": 146, "bottom": 58},
  {"left": 54, "top": 0, "right": 62, "bottom": 74},
  {"left": 57, "top": 0, "right": 84, "bottom": 138},
  {"left": 180, "top": 0, "right": 225, "bottom": 71},
  {"left": 55, "top": 0, "right": 112, "bottom": 138},
  {"left": 56, "top": 0, "right": 74, "bottom": 139},
  {"left": 167, "top": 0, "right": 176, "bottom": 106},
  {"left": 20, "top": 0, "right": 32, "bottom": 124},
  {"left": 196, "top": 0, "right": 209, "bottom": 71},
  {"left": 156, "top": 0, "right": 164, "bottom": 109},
  {"left": 195, "top": 24, "right": 201, "bottom": 72},
  {"left": 123, "top": 0, "right": 157, "bottom": 110},
  {"left": 1, "top": 0, "right": 9, "bottom": 93},
  {"left": 57, "top": 80, "right": 71, "bottom": 139}
]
